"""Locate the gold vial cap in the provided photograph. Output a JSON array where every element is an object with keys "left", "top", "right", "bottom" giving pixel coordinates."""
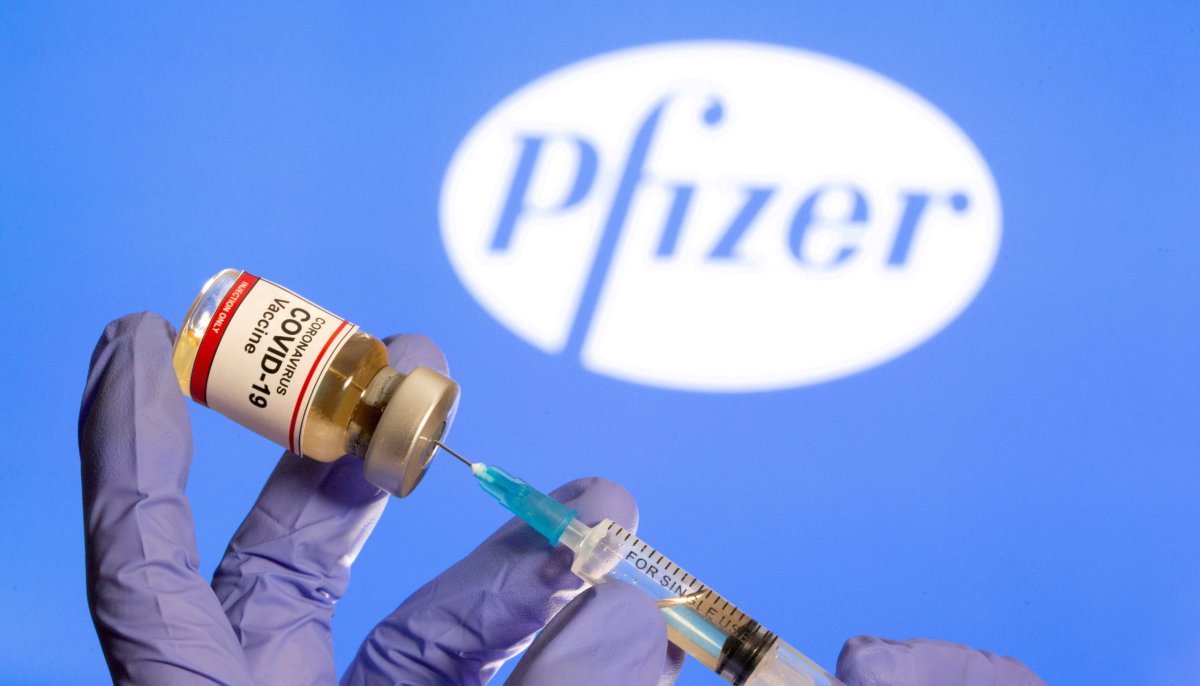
[{"left": 363, "top": 366, "right": 460, "bottom": 497}]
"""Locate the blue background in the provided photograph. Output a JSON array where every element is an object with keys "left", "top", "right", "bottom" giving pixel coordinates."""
[{"left": 2, "top": 4, "right": 1197, "bottom": 684}]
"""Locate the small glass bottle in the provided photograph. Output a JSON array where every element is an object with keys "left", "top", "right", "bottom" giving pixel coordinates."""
[{"left": 172, "top": 269, "right": 459, "bottom": 497}]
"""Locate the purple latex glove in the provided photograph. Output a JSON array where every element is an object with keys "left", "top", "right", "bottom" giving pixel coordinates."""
[
  {"left": 80, "top": 312, "right": 682, "bottom": 685},
  {"left": 836, "top": 636, "right": 1045, "bottom": 686}
]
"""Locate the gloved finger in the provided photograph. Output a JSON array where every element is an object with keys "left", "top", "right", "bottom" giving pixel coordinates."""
[
  {"left": 79, "top": 312, "right": 253, "bottom": 685},
  {"left": 341, "top": 477, "right": 637, "bottom": 686},
  {"left": 380, "top": 333, "right": 450, "bottom": 376},
  {"left": 211, "top": 334, "right": 447, "bottom": 685},
  {"left": 836, "top": 636, "right": 1046, "bottom": 686},
  {"left": 505, "top": 584, "right": 685, "bottom": 686}
]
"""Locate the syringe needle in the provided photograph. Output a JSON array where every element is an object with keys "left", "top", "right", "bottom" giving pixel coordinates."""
[{"left": 433, "top": 440, "right": 474, "bottom": 469}]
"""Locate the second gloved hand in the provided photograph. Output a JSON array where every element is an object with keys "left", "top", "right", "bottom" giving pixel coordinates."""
[{"left": 340, "top": 474, "right": 684, "bottom": 686}]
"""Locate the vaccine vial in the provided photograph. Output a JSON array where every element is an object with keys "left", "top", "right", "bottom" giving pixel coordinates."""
[{"left": 172, "top": 269, "right": 459, "bottom": 497}]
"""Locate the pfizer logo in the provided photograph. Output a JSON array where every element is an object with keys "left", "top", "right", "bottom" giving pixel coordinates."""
[{"left": 440, "top": 41, "right": 1001, "bottom": 391}]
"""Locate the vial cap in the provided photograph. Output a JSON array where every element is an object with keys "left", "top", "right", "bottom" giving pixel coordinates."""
[{"left": 363, "top": 366, "right": 460, "bottom": 497}]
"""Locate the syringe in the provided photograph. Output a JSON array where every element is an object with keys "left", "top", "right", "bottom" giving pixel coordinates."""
[{"left": 436, "top": 443, "right": 843, "bottom": 686}]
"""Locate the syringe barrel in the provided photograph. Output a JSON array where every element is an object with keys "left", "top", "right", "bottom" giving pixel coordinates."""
[
  {"left": 743, "top": 639, "right": 841, "bottom": 686},
  {"left": 564, "top": 518, "right": 842, "bottom": 685}
]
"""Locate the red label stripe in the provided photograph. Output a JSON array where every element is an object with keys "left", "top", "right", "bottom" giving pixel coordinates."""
[
  {"left": 190, "top": 272, "right": 259, "bottom": 406},
  {"left": 287, "top": 320, "right": 350, "bottom": 454}
]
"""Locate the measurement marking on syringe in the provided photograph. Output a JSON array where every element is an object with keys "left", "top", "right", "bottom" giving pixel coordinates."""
[{"left": 609, "top": 527, "right": 762, "bottom": 635}]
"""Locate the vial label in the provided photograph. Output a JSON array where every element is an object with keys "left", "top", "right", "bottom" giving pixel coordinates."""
[{"left": 189, "top": 271, "right": 358, "bottom": 455}]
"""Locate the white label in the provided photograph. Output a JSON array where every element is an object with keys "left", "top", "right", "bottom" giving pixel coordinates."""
[
  {"left": 190, "top": 272, "right": 357, "bottom": 454},
  {"left": 440, "top": 41, "right": 1002, "bottom": 391}
]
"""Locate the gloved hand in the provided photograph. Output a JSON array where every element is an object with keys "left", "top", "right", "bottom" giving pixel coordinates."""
[
  {"left": 80, "top": 312, "right": 1044, "bottom": 686},
  {"left": 835, "top": 636, "right": 1045, "bottom": 686},
  {"left": 79, "top": 312, "right": 682, "bottom": 685}
]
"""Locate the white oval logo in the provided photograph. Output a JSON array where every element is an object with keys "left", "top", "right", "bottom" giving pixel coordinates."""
[{"left": 440, "top": 41, "right": 1001, "bottom": 391}]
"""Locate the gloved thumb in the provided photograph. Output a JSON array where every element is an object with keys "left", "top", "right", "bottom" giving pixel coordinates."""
[
  {"left": 505, "top": 583, "right": 684, "bottom": 686},
  {"left": 836, "top": 635, "right": 1045, "bottom": 686}
]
